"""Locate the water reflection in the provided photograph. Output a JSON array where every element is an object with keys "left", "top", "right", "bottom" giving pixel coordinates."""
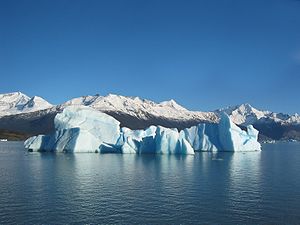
[
  {"left": 1, "top": 144, "right": 300, "bottom": 224},
  {"left": 226, "top": 151, "right": 262, "bottom": 223},
  {"left": 228, "top": 151, "right": 262, "bottom": 189}
]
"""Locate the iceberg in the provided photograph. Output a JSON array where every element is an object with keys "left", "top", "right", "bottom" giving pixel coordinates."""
[
  {"left": 54, "top": 106, "right": 120, "bottom": 144},
  {"left": 217, "top": 113, "right": 261, "bottom": 151},
  {"left": 155, "top": 126, "right": 194, "bottom": 154},
  {"left": 24, "top": 106, "right": 261, "bottom": 154},
  {"left": 25, "top": 106, "right": 120, "bottom": 153},
  {"left": 180, "top": 113, "right": 261, "bottom": 152}
]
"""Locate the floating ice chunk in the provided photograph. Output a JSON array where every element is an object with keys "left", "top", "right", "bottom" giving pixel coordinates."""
[
  {"left": 155, "top": 126, "right": 194, "bottom": 155},
  {"left": 25, "top": 128, "right": 103, "bottom": 152},
  {"left": 181, "top": 123, "right": 221, "bottom": 151},
  {"left": 24, "top": 135, "right": 50, "bottom": 151},
  {"left": 99, "top": 143, "right": 121, "bottom": 154},
  {"left": 181, "top": 113, "right": 261, "bottom": 151},
  {"left": 25, "top": 106, "right": 120, "bottom": 152},
  {"left": 55, "top": 106, "right": 120, "bottom": 144},
  {"left": 118, "top": 126, "right": 157, "bottom": 154},
  {"left": 24, "top": 106, "right": 260, "bottom": 153},
  {"left": 115, "top": 125, "right": 194, "bottom": 154},
  {"left": 218, "top": 113, "right": 261, "bottom": 151}
]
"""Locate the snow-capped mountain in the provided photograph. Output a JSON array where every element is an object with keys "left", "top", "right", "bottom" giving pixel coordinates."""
[
  {"left": 1, "top": 92, "right": 299, "bottom": 126},
  {"left": 216, "top": 103, "right": 300, "bottom": 126},
  {"left": 61, "top": 94, "right": 217, "bottom": 122},
  {"left": 0, "top": 92, "right": 299, "bottom": 141},
  {"left": 0, "top": 92, "right": 30, "bottom": 111},
  {"left": 0, "top": 92, "right": 53, "bottom": 117}
]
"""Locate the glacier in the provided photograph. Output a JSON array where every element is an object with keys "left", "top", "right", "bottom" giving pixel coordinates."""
[{"left": 24, "top": 106, "right": 261, "bottom": 154}]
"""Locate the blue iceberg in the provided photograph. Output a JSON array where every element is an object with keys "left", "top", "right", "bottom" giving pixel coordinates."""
[
  {"left": 24, "top": 106, "right": 261, "bottom": 154},
  {"left": 180, "top": 113, "right": 261, "bottom": 152}
]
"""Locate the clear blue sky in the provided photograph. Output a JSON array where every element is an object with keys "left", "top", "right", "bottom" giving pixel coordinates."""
[{"left": 0, "top": 0, "right": 300, "bottom": 113}]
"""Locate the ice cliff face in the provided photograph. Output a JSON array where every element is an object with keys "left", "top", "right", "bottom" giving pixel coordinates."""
[{"left": 24, "top": 106, "right": 261, "bottom": 154}]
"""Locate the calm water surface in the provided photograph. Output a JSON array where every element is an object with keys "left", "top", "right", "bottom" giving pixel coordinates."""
[{"left": 0, "top": 141, "right": 300, "bottom": 225}]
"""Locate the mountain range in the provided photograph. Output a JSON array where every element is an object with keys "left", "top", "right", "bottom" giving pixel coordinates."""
[{"left": 0, "top": 92, "right": 299, "bottom": 141}]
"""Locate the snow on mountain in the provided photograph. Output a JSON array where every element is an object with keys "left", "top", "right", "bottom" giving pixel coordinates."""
[
  {"left": 61, "top": 94, "right": 217, "bottom": 122},
  {"left": 216, "top": 103, "right": 266, "bottom": 125},
  {"left": 22, "top": 96, "right": 53, "bottom": 110},
  {"left": 0, "top": 92, "right": 30, "bottom": 111},
  {"left": 216, "top": 103, "right": 300, "bottom": 125},
  {"left": 0, "top": 92, "right": 53, "bottom": 117},
  {"left": 159, "top": 99, "right": 188, "bottom": 111},
  {"left": 0, "top": 92, "right": 299, "bottom": 127}
]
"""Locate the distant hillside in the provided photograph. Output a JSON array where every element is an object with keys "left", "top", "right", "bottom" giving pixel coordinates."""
[
  {"left": 0, "top": 129, "right": 29, "bottom": 141},
  {"left": 0, "top": 92, "right": 299, "bottom": 141}
]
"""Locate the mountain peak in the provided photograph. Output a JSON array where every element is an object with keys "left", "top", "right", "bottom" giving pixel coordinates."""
[
  {"left": 159, "top": 99, "right": 187, "bottom": 111},
  {"left": 0, "top": 92, "right": 30, "bottom": 111},
  {"left": 0, "top": 91, "right": 29, "bottom": 99},
  {"left": 22, "top": 96, "right": 53, "bottom": 109},
  {"left": 239, "top": 103, "right": 253, "bottom": 108},
  {"left": 0, "top": 92, "right": 53, "bottom": 116},
  {"left": 218, "top": 103, "right": 259, "bottom": 114},
  {"left": 1, "top": 92, "right": 299, "bottom": 128},
  {"left": 215, "top": 103, "right": 266, "bottom": 125},
  {"left": 235, "top": 103, "right": 257, "bottom": 113}
]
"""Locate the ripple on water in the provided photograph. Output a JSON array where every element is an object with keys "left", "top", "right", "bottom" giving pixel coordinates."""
[{"left": 0, "top": 142, "right": 300, "bottom": 224}]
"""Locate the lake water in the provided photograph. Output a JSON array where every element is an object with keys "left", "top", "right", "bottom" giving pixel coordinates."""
[{"left": 0, "top": 142, "right": 300, "bottom": 225}]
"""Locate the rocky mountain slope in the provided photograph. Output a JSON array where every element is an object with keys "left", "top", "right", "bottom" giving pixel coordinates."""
[
  {"left": 0, "top": 92, "right": 299, "bottom": 141},
  {"left": 216, "top": 103, "right": 300, "bottom": 126},
  {"left": 0, "top": 92, "right": 53, "bottom": 117}
]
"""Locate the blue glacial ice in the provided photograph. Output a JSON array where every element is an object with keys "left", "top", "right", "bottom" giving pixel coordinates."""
[
  {"left": 25, "top": 106, "right": 120, "bottom": 153},
  {"left": 180, "top": 113, "right": 261, "bottom": 152},
  {"left": 24, "top": 106, "right": 261, "bottom": 154}
]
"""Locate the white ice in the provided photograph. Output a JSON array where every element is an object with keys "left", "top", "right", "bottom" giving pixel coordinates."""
[{"left": 24, "top": 106, "right": 261, "bottom": 154}]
